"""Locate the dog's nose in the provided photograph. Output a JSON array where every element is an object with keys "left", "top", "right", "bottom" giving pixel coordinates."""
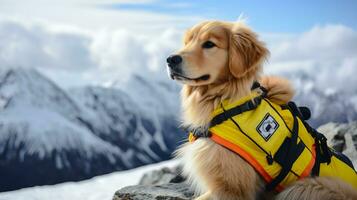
[{"left": 166, "top": 55, "right": 182, "bottom": 68}]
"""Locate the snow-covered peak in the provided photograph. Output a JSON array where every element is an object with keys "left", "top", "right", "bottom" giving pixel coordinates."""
[
  {"left": 114, "top": 72, "right": 181, "bottom": 119},
  {"left": 0, "top": 67, "right": 80, "bottom": 119},
  {"left": 0, "top": 67, "right": 122, "bottom": 164}
]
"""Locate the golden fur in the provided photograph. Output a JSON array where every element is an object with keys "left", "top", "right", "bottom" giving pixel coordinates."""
[{"left": 171, "top": 20, "right": 357, "bottom": 200}]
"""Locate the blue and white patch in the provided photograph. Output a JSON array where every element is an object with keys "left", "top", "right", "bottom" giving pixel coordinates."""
[{"left": 256, "top": 113, "right": 279, "bottom": 141}]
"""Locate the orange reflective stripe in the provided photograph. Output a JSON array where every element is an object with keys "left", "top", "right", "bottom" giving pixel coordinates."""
[
  {"left": 210, "top": 133, "right": 271, "bottom": 180},
  {"left": 210, "top": 133, "right": 285, "bottom": 191},
  {"left": 300, "top": 144, "right": 316, "bottom": 179}
]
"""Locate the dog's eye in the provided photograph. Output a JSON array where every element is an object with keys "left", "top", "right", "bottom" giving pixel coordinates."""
[{"left": 202, "top": 41, "right": 216, "bottom": 49}]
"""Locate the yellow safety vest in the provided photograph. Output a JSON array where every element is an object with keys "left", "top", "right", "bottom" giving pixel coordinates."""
[{"left": 189, "top": 91, "right": 357, "bottom": 191}]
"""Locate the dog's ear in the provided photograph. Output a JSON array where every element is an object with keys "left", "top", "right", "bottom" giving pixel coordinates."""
[{"left": 228, "top": 24, "right": 269, "bottom": 78}]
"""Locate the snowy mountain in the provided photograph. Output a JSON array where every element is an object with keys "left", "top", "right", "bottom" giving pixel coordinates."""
[
  {"left": 286, "top": 72, "right": 357, "bottom": 127},
  {"left": 0, "top": 68, "right": 184, "bottom": 192},
  {"left": 70, "top": 83, "right": 183, "bottom": 166}
]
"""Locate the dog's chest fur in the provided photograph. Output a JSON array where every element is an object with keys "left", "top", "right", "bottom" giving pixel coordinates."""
[{"left": 177, "top": 137, "right": 270, "bottom": 200}]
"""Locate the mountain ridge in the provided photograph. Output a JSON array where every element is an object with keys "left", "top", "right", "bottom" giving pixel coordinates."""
[{"left": 0, "top": 67, "right": 183, "bottom": 192}]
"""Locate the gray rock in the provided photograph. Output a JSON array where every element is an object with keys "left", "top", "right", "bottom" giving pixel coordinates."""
[
  {"left": 318, "top": 121, "right": 357, "bottom": 166},
  {"left": 139, "top": 166, "right": 185, "bottom": 185},
  {"left": 113, "top": 183, "right": 194, "bottom": 200}
]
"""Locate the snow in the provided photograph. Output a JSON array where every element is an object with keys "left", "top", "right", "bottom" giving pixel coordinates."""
[
  {"left": 0, "top": 106, "right": 121, "bottom": 159},
  {"left": 344, "top": 133, "right": 357, "bottom": 167},
  {"left": 0, "top": 160, "right": 179, "bottom": 200}
]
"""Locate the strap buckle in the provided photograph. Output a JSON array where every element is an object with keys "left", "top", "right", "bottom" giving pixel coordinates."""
[
  {"left": 191, "top": 127, "right": 211, "bottom": 138},
  {"left": 287, "top": 102, "right": 311, "bottom": 121},
  {"left": 314, "top": 130, "right": 332, "bottom": 164}
]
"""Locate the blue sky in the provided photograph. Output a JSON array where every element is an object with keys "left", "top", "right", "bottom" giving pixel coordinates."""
[{"left": 104, "top": 0, "right": 357, "bottom": 32}]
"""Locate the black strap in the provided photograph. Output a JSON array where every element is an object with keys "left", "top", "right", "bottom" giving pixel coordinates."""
[
  {"left": 190, "top": 82, "right": 267, "bottom": 138},
  {"left": 299, "top": 115, "right": 332, "bottom": 165},
  {"left": 286, "top": 102, "right": 333, "bottom": 175},
  {"left": 265, "top": 115, "right": 299, "bottom": 191},
  {"left": 313, "top": 129, "right": 332, "bottom": 164},
  {"left": 209, "top": 82, "right": 267, "bottom": 128},
  {"left": 209, "top": 95, "right": 263, "bottom": 128},
  {"left": 311, "top": 142, "right": 321, "bottom": 176},
  {"left": 311, "top": 130, "right": 353, "bottom": 176},
  {"left": 284, "top": 102, "right": 311, "bottom": 121},
  {"left": 332, "top": 151, "right": 355, "bottom": 170},
  {"left": 251, "top": 81, "right": 261, "bottom": 90},
  {"left": 274, "top": 137, "right": 305, "bottom": 169}
]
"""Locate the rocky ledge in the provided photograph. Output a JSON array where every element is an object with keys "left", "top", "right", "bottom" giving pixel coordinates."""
[
  {"left": 113, "top": 183, "right": 193, "bottom": 200},
  {"left": 113, "top": 121, "right": 357, "bottom": 200}
]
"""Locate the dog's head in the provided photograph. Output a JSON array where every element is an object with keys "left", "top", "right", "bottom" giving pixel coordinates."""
[{"left": 167, "top": 21, "right": 269, "bottom": 86}]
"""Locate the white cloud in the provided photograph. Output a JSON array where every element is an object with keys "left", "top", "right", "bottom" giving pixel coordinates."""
[
  {"left": 269, "top": 25, "right": 357, "bottom": 62},
  {"left": 90, "top": 30, "right": 148, "bottom": 72},
  {"left": 264, "top": 24, "right": 357, "bottom": 93},
  {"left": 0, "top": 0, "right": 201, "bottom": 87},
  {"left": 0, "top": 21, "right": 93, "bottom": 70},
  {"left": 0, "top": 19, "right": 182, "bottom": 87}
]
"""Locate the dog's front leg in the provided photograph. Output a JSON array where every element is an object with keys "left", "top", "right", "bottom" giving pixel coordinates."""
[{"left": 195, "top": 191, "right": 212, "bottom": 200}]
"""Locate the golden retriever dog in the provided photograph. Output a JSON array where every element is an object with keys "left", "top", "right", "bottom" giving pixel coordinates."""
[{"left": 166, "top": 20, "right": 357, "bottom": 200}]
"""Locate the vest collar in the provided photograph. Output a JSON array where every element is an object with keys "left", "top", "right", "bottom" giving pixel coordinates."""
[
  {"left": 211, "top": 91, "right": 262, "bottom": 120},
  {"left": 189, "top": 90, "right": 264, "bottom": 141}
]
